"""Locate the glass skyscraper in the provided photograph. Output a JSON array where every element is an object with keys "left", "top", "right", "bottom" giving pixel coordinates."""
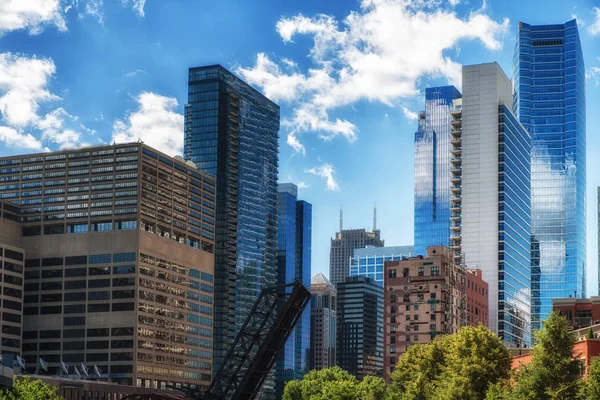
[
  {"left": 184, "top": 65, "right": 280, "bottom": 384},
  {"left": 414, "top": 86, "right": 462, "bottom": 256},
  {"left": 274, "top": 183, "right": 312, "bottom": 399},
  {"left": 513, "top": 21, "right": 586, "bottom": 331}
]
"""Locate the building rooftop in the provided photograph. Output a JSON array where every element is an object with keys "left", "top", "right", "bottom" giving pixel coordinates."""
[
  {"left": 311, "top": 273, "right": 333, "bottom": 287},
  {"left": 352, "top": 245, "right": 414, "bottom": 258}
]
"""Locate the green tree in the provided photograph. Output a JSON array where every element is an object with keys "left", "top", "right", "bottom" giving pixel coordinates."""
[
  {"left": 0, "top": 377, "right": 63, "bottom": 400},
  {"left": 282, "top": 366, "right": 386, "bottom": 400},
  {"left": 588, "top": 327, "right": 595, "bottom": 340},
  {"left": 388, "top": 325, "right": 511, "bottom": 400},
  {"left": 579, "top": 357, "right": 600, "bottom": 400},
  {"left": 509, "top": 311, "right": 581, "bottom": 400}
]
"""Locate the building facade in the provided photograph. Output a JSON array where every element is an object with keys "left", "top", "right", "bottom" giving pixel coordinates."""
[
  {"left": 414, "top": 86, "right": 462, "bottom": 256},
  {"left": 336, "top": 276, "right": 383, "bottom": 380},
  {"left": 460, "top": 63, "right": 532, "bottom": 347},
  {"left": 310, "top": 273, "right": 336, "bottom": 371},
  {"left": 466, "top": 269, "right": 489, "bottom": 327},
  {"left": 0, "top": 144, "right": 216, "bottom": 391},
  {"left": 513, "top": 20, "right": 587, "bottom": 331},
  {"left": 383, "top": 246, "right": 466, "bottom": 382},
  {"left": 274, "top": 183, "right": 312, "bottom": 399},
  {"left": 330, "top": 229, "right": 384, "bottom": 285},
  {"left": 349, "top": 245, "right": 414, "bottom": 286},
  {"left": 183, "top": 65, "right": 280, "bottom": 384},
  {"left": 0, "top": 202, "right": 25, "bottom": 358},
  {"left": 553, "top": 297, "right": 600, "bottom": 330}
]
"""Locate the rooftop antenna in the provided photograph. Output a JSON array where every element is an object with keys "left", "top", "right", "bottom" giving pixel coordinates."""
[
  {"left": 340, "top": 206, "right": 343, "bottom": 232},
  {"left": 373, "top": 202, "right": 377, "bottom": 231}
]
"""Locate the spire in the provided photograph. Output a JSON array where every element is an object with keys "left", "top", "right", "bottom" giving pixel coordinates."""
[
  {"left": 340, "top": 206, "right": 343, "bottom": 232},
  {"left": 373, "top": 202, "right": 377, "bottom": 231}
]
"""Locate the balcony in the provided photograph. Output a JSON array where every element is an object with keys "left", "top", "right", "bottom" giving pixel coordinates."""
[
  {"left": 451, "top": 119, "right": 462, "bottom": 127},
  {"left": 450, "top": 147, "right": 462, "bottom": 156}
]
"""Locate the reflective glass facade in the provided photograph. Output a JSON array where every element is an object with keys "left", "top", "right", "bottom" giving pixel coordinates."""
[
  {"left": 498, "top": 105, "right": 532, "bottom": 346},
  {"left": 513, "top": 21, "right": 586, "bottom": 331},
  {"left": 349, "top": 245, "right": 414, "bottom": 286},
  {"left": 184, "top": 65, "right": 280, "bottom": 391},
  {"left": 274, "top": 184, "right": 311, "bottom": 398},
  {"left": 414, "top": 86, "right": 462, "bottom": 256}
]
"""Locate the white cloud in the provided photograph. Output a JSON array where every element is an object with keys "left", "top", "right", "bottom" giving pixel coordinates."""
[
  {"left": 82, "top": 0, "right": 104, "bottom": 24},
  {"left": 112, "top": 92, "right": 183, "bottom": 156},
  {"left": 401, "top": 106, "right": 419, "bottom": 122},
  {"left": 589, "top": 8, "right": 600, "bottom": 35},
  {"left": 0, "top": 0, "right": 67, "bottom": 35},
  {"left": 120, "top": 0, "right": 147, "bottom": 18},
  {"left": 586, "top": 67, "right": 600, "bottom": 86},
  {"left": 297, "top": 181, "right": 310, "bottom": 189},
  {"left": 237, "top": 0, "right": 508, "bottom": 152},
  {"left": 0, "top": 53, "right": 60, "bottom": 126},
  {"left": 306, "top": 163, "right": 340, "bottom": 191},
  {"left": 449, "top": 0, "right": 460, "bottom": 6},
  {"left": 0, "top": 126, "right": 43, "bottom": 150},
  {"left": 124, "top": 69, "right": 147, "bottom": 78},
  {"left": 37, "top": 107, "right": 83, "bottom": 149}
]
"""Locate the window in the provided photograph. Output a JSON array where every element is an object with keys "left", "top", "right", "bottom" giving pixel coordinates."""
[
  {"left": 88, "top": 303, "right": 110, "bottom": 312},
  {"left": 390, "top": 295, "right": 396, "bottom": 303},
  {"left": 68, "top": 223, "right": 88, "bottom": 233},
  {"left": 418, "top": 267, "right": 424, "bottom": 277},
  {"left": 388, "top": 269, "right": 396, "bottom": 278},
  {"left": 89, "top": 254, "right": 111, "bottom": 264},
  {"left": 113, "top": 252, "right": 136, "bottom": 262},
  {"left": 91, "top": 222, "right": 112, "bottom": 232},
  {"left": 431, "top": 267, "right": 440, "bottom": 276},
  {"left": 430, "top": 293, "right": 437, "bottom": 299}
]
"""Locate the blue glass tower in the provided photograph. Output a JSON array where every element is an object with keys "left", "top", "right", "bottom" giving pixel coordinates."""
[
  {"left": 275, "top": 183, "right": 312, "bottom": 398},
  {"left": 184, "top": 65, "right": 280, "bottom": 383},
  {"left": 513, "top": 21, "right": 586, "bottom": 331},
  {"left": 414, "top": 86, "right": 462, "bottom": 256}
]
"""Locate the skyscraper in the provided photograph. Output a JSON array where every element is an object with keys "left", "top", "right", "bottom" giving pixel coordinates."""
[
  {"left": 184, "top": 65, "right": 280, "bottom": 377},
  {"left": 310, "top": 273, "right": 336, "bottom": 371},
  {"left": 460, "top": 63, "right": 532, "bottom": 346},
  {"left": 336, "top": 276, "right": 383, "bottom": 379},
  {"left": 414, "top": 86, "right": 462, "bottom": 256},
  {"left": 274, "top": 183, "right": 312, "bottom": 399},
  {"left": 513, "top": 20, "right": 586, "bottom": 331},
  {"left": 329, "top": 221, "right": 384, "bottom": 285}
]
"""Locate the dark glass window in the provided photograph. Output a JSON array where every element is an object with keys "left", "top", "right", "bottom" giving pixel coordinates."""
[
  {"left": 42, "top": 269, "right": 63, "bottom": 279},
  {"left": 2, "top": 312, "right": 21, "bottom": 323},
  {"left": 2, "top": 299, "right": 21, "bottom": 311},
  {"left": 89, "top": 254, "right": 111, "bottom": 264},
  {"left": 4, "top": 287, "right": 22, "bottom": 299},
  {"left": 110, "top": 363, "right": 133, "bottom": 372},
  {"left": 39, "top": 342, "right": 61, "bottom": 351},
  {"left": 5, "top": 249, "right": 23, "bottom": 261},
  {"left": 40, "top": 330, "right": 61, "bottom": 339},
  {"left": 64, "top": 304, "right": 85, "bottom": 314},
  {"left": 23, "top": 307, "right": 38, "bottom": 315},
  {"left": 4, "top": 262, "right": 23, "bottom": 274},
  {"left": 41, "top": 281, "right": 62, "bottom": 290},
  {"left": 113, "top": 265, "right": 135, "bottom": 274},
  {"left": 113, "top": 252, "right": 136, "bottom": 262},
  {"left": 24, "top": 282, "right": 39, "bottom": 291},
  {"left": 1, "top": 338, "right": 20, "bottom": 348},
  {"left": 24, "top": 270, "right": 39, "bottom": 280},
  {"left": 87, "top": 303, "right": 110, "bottom": 313},
  {"left": 41, "top": 257, "right": 63, "bottom": 267},
  {"left": 65, "top": 255, "right": 87, "bottom": 265},
  {"left": 24, "top": 259, "right": 40, "bottom": 268},
  {"left": 63, "top": 329, "right": 85, "bottom": 339},
  {"left": 44, "top": 225, "right": 65, "bottom": 235},
  {"left": 62, "top": 354, "right": 84, "bottom": 363},
  {"left": 41, "top": 306, "right": 62, "bottom": 314},
  {"left": 87, "top": 328, "right": 109, "bottom": 337},
  {"left": 62, "top": 341, "right": 84, "bottom": 350},
  {"left": 111, "top": 327, "right": 134, "bottom": 336},
  {"left": 88, "top": 291, "right": 110, "bottom": 301},
  {"left": 89, "top": 266, "right": 110, "bottom": 276},
  {"left": 64, "top": 292, "right": 86, "bottom": 302},
  {"left": 111, "top": 339, "right": 133, "bottom": 349},
  {"left": 113, "top": 290, "right": 134, "bottom": 299},
  {"left": 3, "top": 274, "right": 23, "bottom": 286},
  {"left": 86, "top": 353, "right": 108, "bottom": 362},
  {"left": 112, "top": 302, "right": 134, "bottom": 312},
  {"left": 65, "top": 280, "right": 86, "bottom": 290},
  {"left": 88, "top": 279, "right": 110, "bottom": 288},
  {"left": 65, "top": 268, "right": 87, "bottom": 277},
  {"left": 87, "top": 340, "right": 109, "bottom": 350},
  {"left": 22, "top": 343, "right": 37, "bottom": 352},
  {"left": 2, "top": 325, "right": 20, "bottom": 336},
  {"left": 113, "top": 277, "right": 135, "bottom": 287},
  {"left": 40, "top": 293, "right": 62, "bottom": 302},
  {"left": 23, "top": 331, "right": 38, "bottom": 339}
]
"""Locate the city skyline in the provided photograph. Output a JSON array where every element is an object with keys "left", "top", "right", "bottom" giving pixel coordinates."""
[{"left": 2, "top": 0, "right": 600, "bottom": 295}]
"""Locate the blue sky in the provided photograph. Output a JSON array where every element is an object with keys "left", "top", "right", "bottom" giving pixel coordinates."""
[{"left": 1, "top": 0, "right": 600, "bottom": 294}]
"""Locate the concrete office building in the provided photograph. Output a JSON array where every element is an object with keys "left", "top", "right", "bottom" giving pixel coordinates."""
[
  {"left": 383, "top": 246, "right": 466, "bottom": 382},
  {"left": 336, "top": 276, "right": 383, "bottom": 379},
  {"left": 310, "top": 273, "right": 336, "bottom": 371},
  {"left": 0, "top": 143, "right": 216, "bottom": 391},
  {"left": 330, "top": 219, "right": 384, "bottom": 285},
  {"left": 349, "top": 245, "right": 414, "bottom": 286},
  {"left": 458, "top": 63, "right": 532, "bottom": 347},
  {"left": 0, "top": 202, "right": 25, "bottom": 358}
]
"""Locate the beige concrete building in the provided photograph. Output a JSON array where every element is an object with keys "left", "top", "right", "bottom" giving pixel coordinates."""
[
  {"left": 0, "top": 202, "right": 25, "bottom": 357},
  {"left": 309, "top": 273, "right": 336, "bottom": 371},
  {"left": 383, "top": 246, "right": 466, "bottom": 382},
  {"left": 0, "top": 143, "right": 215, "bottom": 392}
]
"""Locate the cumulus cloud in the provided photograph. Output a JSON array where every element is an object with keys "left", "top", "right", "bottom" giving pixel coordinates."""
[
  {"left": 237, "top": 0, "right": 509, "bottom": 152},
  {"left": 306, "top": 163, "right": 340, "bottom": 191},
  {"left": 0, "top": 0, "right": 67, "bottom": 35},
  {"left": 112, "top": 92, "right": 184, "bottom": 156},
  {"left": 0, "top": 126, "right": 43, "bottom": 150},
  {"left": 401, "top": 106, "right": 419, "bottom": 122},
  {"left": 37, "top": 107, "right": 83, "bottom": 149},
  {"left": 0, "top": 53, "right": 59, "bottom": 126},
  {"left": 589, "top": 8, "right": 600, "bottom": 35}
]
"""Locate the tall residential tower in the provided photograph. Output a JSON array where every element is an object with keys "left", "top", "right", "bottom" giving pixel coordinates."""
[
  {"left": 414, "top": 86, "right": 462, "bottom": 256},
  {"left": 513, "top": 20, "right": 586, "bottom": 331},
  {"left": 275, "top": 183, "right": 312, "bottom": 399},
  {"left": 183, "top": 65, "right": 280, "bottom": 379}
]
